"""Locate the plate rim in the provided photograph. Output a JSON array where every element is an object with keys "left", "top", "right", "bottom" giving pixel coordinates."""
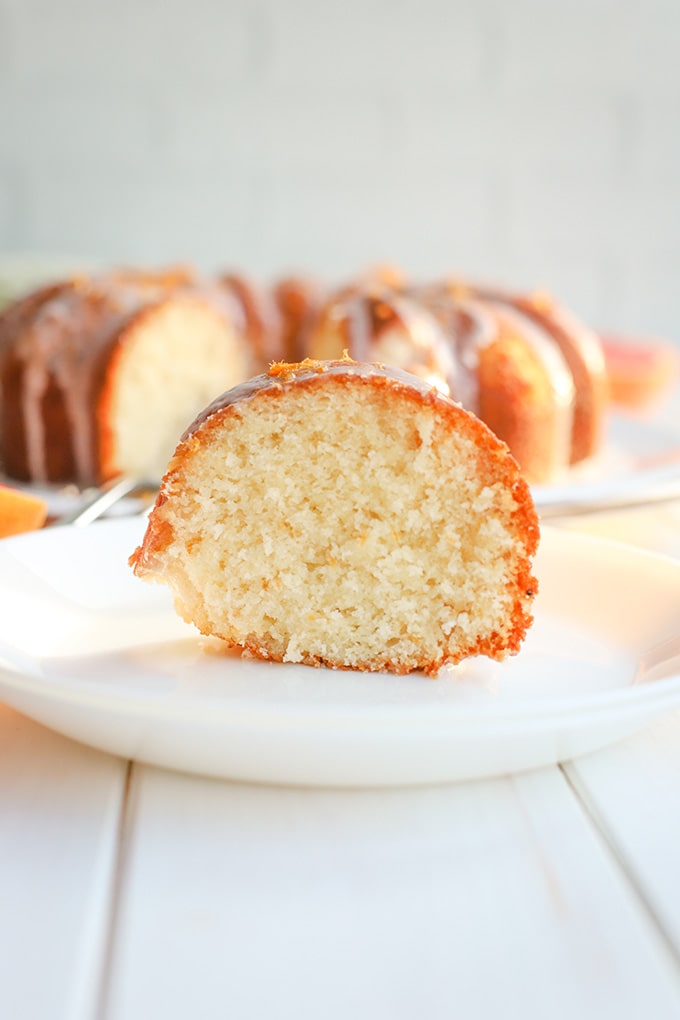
[
  {"left": 0, "top": 518, "right": 679, "bottom": 731},
  {"left": 1, "top": 514, "right": 680, "bottom": 783}
]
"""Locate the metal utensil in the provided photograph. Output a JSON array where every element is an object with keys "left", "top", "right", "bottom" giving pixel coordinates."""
[
  {"left": 51, "top": 476, "right": 156, "bottom": 527},
  {"left": 534, "top": 460, "right": 680, "bottom": 518}
]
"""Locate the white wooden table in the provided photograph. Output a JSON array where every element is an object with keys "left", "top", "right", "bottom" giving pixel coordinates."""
[{"left": 2, "top": 413, "right": 680, "bottom": 1019}]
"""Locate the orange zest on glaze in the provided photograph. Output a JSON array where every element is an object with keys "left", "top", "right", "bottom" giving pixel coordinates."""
[
  {"left": 268, "top": 354, "right": 358, "bottom": 382},
  {"left": 268, "top": 358, "right": 328, "bottom": 380}
]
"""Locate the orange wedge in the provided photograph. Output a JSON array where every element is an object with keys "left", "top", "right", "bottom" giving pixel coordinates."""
[
  {"left": 0, "top": 485, "right": 48, "bottom": 538},
  {"left": 601, "top": 334, "right": 680, "bottom": 410}
]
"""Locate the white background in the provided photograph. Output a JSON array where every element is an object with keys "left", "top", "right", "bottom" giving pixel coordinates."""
[{"left": 1, "top": 0, "right": 679, "bottom": 341}]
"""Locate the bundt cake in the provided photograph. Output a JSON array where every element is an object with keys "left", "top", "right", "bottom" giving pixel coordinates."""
[
  {"left": 130, "top": 358, "right": 539, "bottom": 676},
  {"left": 0, "top": 263, "right": 611, "bottom": 489},
  {"left": 0, "top": 269, "right": 254, "bottom": 486}
]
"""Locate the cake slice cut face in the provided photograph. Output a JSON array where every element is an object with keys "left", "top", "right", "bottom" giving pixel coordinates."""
[{"left": 131, "top": 360, "right": 540, "bottom": 676}]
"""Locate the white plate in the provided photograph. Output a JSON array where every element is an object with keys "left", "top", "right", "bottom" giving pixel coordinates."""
[
  {"left": 532, "top": 408, "right": 680, "bottom": 516},
  {"left": 0, "top": 518, "right": 679, "bottom": 787}
]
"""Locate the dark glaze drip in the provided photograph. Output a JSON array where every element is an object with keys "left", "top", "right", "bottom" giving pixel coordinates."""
[
  {"left": 0, "top": 283, "right": 70, "bottom": 479},
  {"left": 309, "top": 286, "right": 458, "bottom": 393},
  {"left": 12, "top": 281, "right": 145, "bottom": 482},
  {"left": 345, "top": 293, "right": 374, "bottom": 363},
  {"left": 272, "top": 276, "right": 325, "bottom": 362},
  {"left": 470, "top": 284, "right": 605, "bottom": 375},
  {"left": 219, "top": 273, "right": 283, "bottom": 367},
  {"left": 412, "top": 283, "right": 499, "bottom": 412},
  {"left": 0, "top": 272, "right": 200, "bottom": 484}
]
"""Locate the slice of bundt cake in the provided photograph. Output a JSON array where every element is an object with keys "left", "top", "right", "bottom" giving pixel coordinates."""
[{"left": 130, "top": 359, "right": 540, "bottom": 676}]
